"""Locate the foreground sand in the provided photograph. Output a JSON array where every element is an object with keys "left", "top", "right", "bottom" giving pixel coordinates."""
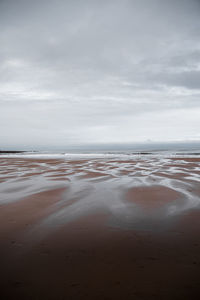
[{"left": 0, "top": 156, "right": 200, "bottom": 299}]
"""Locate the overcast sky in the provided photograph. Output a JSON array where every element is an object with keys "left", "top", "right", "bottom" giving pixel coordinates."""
[{"left": 1, "top": 0, "right": 200, "bottom": 149}]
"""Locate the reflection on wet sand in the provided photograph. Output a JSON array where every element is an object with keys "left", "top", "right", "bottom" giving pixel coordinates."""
[{"left": 0, "top": 156, "right": 200, "bottom": 299}]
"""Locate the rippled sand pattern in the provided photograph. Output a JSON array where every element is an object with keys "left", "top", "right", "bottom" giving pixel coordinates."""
[
  {"left": 1, "top": 157, "right": 200, "bottom": 229},
  {"left": 1, "top": 156, "right": 200, "bottom": 299}
]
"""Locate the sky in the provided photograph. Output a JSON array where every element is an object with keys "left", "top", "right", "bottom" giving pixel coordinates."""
[{"left": 0, "top": 0, "right": 200, "bottom": 150}]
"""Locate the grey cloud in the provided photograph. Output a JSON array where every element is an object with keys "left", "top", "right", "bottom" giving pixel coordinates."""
[
  {"left": 155, "top": 70, "right": 200, "bottom": 90},
  {"left": 0, "top": 0, "right": 200, "bottom": 148}
]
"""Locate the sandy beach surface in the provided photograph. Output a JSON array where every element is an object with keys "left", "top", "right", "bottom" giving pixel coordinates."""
[{"left": 1, "top": 155, "right": 200, "bottom": 299}]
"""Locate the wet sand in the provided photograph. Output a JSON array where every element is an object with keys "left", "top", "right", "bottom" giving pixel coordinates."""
[{"left": 0, "top": 156, "right": 200, "bottom": 299}]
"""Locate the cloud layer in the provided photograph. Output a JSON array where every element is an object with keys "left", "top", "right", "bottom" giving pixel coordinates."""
[{"left": 1, "top": 0, "right": 200, "bottom": 149}]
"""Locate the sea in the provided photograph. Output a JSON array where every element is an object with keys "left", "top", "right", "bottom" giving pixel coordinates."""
[{"left": 1, "top": 141, "right": 200, "bottom": 159}]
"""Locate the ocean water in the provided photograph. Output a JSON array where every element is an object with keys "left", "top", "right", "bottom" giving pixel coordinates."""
[{"left": 1, "top": 142, "right": 200, "bottom": 159}]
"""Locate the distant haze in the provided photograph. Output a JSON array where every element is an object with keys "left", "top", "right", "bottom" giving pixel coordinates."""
[{"left": 1, "top": 0, "right": 200, "bottom": 150}]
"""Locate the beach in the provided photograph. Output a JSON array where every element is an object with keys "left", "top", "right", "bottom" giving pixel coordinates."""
[{"left": 1, "top": 155, "right": 200, "bottom": 299}]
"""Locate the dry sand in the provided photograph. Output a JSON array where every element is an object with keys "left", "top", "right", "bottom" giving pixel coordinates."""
[{"left": 0, "top": 156, "right": 200, "bottom": 299}]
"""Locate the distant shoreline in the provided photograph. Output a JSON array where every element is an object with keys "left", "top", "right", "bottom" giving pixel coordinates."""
[{"left": 0, "top": 150, "right": 27, "bottom": 154}]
